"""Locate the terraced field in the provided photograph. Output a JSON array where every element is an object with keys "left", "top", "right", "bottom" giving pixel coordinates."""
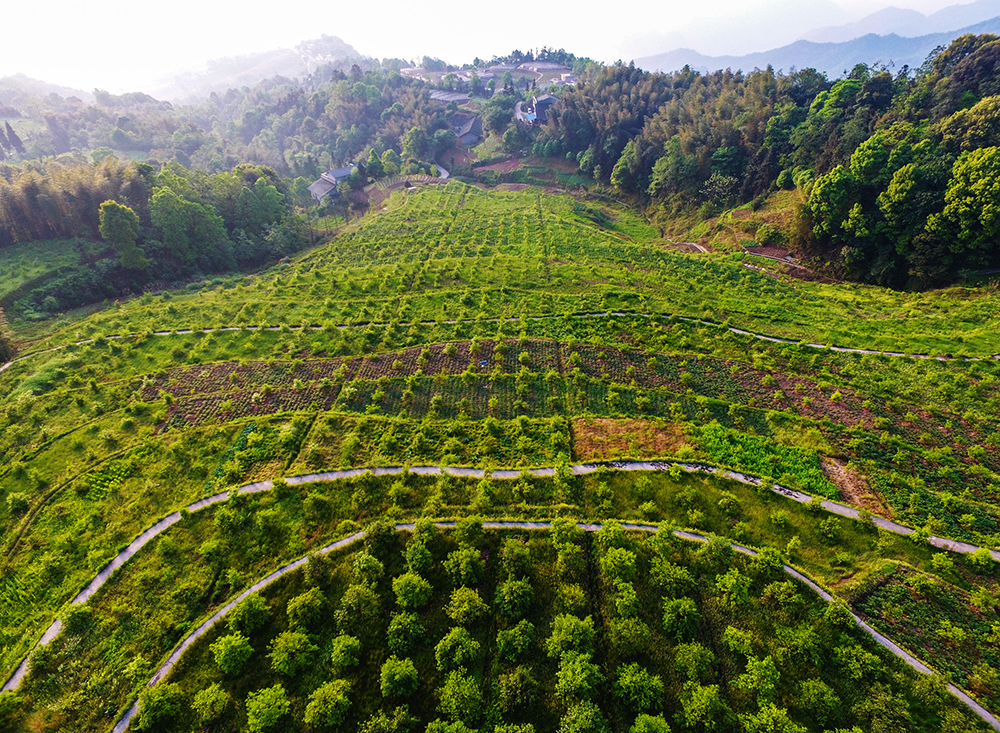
[{"left": 1, "top": 182, "right": 999, "bottom": 732}]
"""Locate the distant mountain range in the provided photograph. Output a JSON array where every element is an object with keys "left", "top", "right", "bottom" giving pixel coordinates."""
[
  {"left": 146, "top": 35, "right": 364, "bottom": 102},
  {"left": 0, "top": 36, "right": 366, "bottom": 108},
  {"left": 804, "top": 0, "right": 1000, "bottom": 43},
  {"left": 635, "top": 15, "right": 1000, "bottom": 76}
]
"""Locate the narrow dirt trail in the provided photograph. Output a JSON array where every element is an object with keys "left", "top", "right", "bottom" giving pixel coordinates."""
[
  {"left": 5, "top": 460, "right": 998, "bottom": 696},
  {"left": 107, "top": 520, "right": 1000, "bottom": 733}
]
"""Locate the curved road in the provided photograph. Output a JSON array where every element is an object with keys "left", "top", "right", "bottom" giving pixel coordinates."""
[
  {"left": 4, "top": 460, "right": 997, "bottom": 694},
  {"left": 107, "top": 519, "right": 1000, "bottom": 733}
]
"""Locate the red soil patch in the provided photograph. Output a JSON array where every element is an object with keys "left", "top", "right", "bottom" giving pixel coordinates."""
[
  {"left": 572, "top": 417, "right": 686, "bottom": 461},
  {"left": 475, "top": 158, "right": 521, "bottom": 174},
  {"left": 747, "top": 246, "right": 791, "bottom": 259},
  {"left": 441, "top": 144, "right": 477, "bottom": 167},
  {"left": 821, "top": 457, "right": 893, "bottom": 518}
]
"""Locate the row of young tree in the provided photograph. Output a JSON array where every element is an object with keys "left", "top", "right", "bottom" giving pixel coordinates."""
[
  {"left": 0, "top": 157, "right": 308, "bottom": 315},
  {"left": 131, "top": 517, "right": 985, "bottom": 733}
]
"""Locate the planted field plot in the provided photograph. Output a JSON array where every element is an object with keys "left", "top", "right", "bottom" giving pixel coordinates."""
[
  {"left": 141, "top": 357, "right": 358, "bottom": 399},
  {"left": 568, "top": 345, "right": 875, "bottom": 429},
  {"left": 28, "top": 522, "right": 985, "bottom": 733},
  {"left": 163, "top": 385, "right": 339, "bottom": 429},
  {"left": 298, "top": 414, "right": 572, "bottom": 469},
  {"left": 848, "top": 564, "right": 1000, "bottom": 713},
  {"left": 354, "top": 339, "right": 560, "bottom": 380}
]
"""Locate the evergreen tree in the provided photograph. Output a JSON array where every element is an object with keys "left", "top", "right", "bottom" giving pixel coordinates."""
[{"left": 4, "top": 122, "right": 24, "bottom": 154}]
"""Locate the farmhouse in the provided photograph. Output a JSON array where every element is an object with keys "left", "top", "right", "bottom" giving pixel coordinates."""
[
  {"left": 452, "top": 113, "right": 483, "bottom": 145},
  {"left": 307, "top": 164, "right": 356, "bottom": 202},
  {"left": 532, "top": 94, "right": 557, "bottom": 124}
]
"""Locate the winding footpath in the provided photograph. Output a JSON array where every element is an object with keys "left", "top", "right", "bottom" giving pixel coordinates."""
[
  {"left": 3, "top": 308, "right": 999, "bottom": 379},
  {"left": 105, "top": 517, "right": 1000, "bottom": 733},
  {"left": 4, "top": 461, "right": 999, "bottom": 709}
]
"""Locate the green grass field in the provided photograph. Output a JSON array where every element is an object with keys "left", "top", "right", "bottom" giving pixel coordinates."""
[{"left": 0, "top": 239, "right": 104, "bottom": 301}]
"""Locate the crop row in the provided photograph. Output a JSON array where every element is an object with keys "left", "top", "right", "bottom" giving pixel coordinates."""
[
  {"left": 851, "top": 566, "right": 1000, "bottom": 712},
  {"left": 164, "top": 386, "right": 340, "bottom": 430}
]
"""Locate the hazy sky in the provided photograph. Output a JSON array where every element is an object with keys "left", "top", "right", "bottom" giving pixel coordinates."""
[{"left": 3, "top": 0, "right": 971, "bottom": 92}]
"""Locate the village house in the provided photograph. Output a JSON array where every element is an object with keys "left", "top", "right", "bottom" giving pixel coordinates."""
[
  {"left": 451, "top": 113, "right": 483, "bottom": 145},
  {"left": 518, "top": 61, "right": 570, "bottom": 73},
  {"left": 307, "top": 164, "right": 356, "bottom": 202},
  {"left": 522, "top": 94, "right": 558, "bottom": 126}
]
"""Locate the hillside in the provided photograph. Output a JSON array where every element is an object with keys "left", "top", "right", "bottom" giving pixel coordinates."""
[
  {"left": 3, "top": 35, "right": 1000, "bottom": 294},
  {"left": 0, "top": 182, "right": 999, "bottom": 732},
  {"left": 634, "top": 16, "right": 1000, "bottom": 74},
  {"left": 147, "top": 35, "right": 365, "bottom": 103}
]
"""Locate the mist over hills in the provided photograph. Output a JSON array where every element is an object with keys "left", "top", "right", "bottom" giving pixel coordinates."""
[
  {"left": 623, "top": 0, "right": 851, "bottom": 60},
  {"left": 146, "top": 35, "right": 364, "bottom": 102},
  {"left": 4, "top": 2, "right": 1000, "bottom": 108},
  {"left": 635, "top": 14, "right": 1000, "bottom": 75},
  {"left": 0, "top": 74, "right": 92, "bottom": 106},
  {"left": 804, "top": 0, "right": 1000, "bottom": 42},
  {"left": 0, "top": 36, "right": 365, "bottom": 108}
]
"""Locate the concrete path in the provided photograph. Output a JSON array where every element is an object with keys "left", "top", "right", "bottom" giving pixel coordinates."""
[
  {"left": 107, "top": 520, "right": 1000, "bottom": 733},
  {"left": 5, "top": 459, "right": 998, "bottom": 696}
]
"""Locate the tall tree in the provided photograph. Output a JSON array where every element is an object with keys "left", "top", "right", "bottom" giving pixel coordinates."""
[
  {"left": 150, "top": 187, "right": 232, "bottom": 268},
  {"left": 927, "top": 146, "right": 1000, "bottom": 262},
  {"left": 99, "top": 200, "right": 148, "bottom": 270},
  {"left": 4, "top": 122, "right": 24, "bottom": 155}
]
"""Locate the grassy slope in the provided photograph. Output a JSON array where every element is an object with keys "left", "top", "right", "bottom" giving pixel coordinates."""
[
  {"left": 0, "top": 182, "right": 998, "bottom": 730},
  {"left": 0, "top": 239, "right": 103, "bottom": 301},
  {"left": 7, "top": 182, "right": 1000, "bottom": 356}
]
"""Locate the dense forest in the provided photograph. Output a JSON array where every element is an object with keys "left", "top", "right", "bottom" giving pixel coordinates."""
[
  {"left": 0, "top": 63, "right": 470, "bottom": 180},
  {"left": 536, "top": 34, "right": 1000, "bottom": 287},
  {"left": 0, "top": 159, "right": 308, "bottom": 316}
]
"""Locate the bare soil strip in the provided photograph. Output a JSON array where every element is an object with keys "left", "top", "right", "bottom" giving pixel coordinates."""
[{"left": 820, "top": 456, "right": 893, "bottom": 519}]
